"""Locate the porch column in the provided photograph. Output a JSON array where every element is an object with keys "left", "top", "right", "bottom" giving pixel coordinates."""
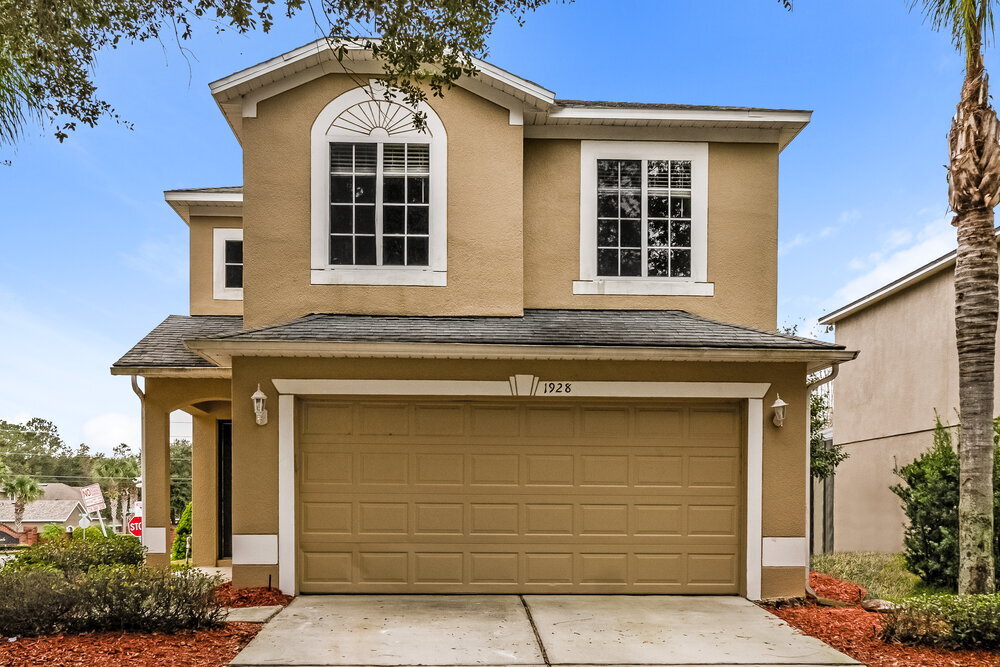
[
  {"left": 191, "top": 409, "right": 223, "bottom": 566},
  {"left": 141, "top": 404, "right": 171, "bottom": 567}
]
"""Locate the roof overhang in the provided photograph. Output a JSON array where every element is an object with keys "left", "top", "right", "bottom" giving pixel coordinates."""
[
  {"left": 209, "top": 38, "right": 556, "bottom": 142},
  {"left": 110, "top": 366, "right": 232, "bottom": 379},
  {"left": 206, "top": 39, "right": 810, "bottom": 150},
  {"left": 526, "top": 107, "right": 811, "bottom": 151},
  {"left": 164, "top": 189, "right": 243, "bottom": 224},
  {"left": 185, "top": 338, "right": 857, "bottom": 373}
]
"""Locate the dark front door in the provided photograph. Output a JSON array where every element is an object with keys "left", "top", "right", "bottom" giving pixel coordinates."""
[{"left": 217, "top": 420, "right": 233, "bottom": 560}]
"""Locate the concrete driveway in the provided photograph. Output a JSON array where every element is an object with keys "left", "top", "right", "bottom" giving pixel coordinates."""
[{"left": 231, "top": 595, "right": 860, "bottom": 667}]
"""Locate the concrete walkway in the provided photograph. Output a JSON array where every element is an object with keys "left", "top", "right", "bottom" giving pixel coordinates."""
[{"left": 231, "top": 595, "right": 860, "bottom": 667}]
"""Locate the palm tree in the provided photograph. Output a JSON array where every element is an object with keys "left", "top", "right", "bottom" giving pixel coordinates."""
[
  {"left": 2, "top": 475, "right": 43, "bottom": 534},
  {"left": 913, "top": 0, "right": 1000, "bottom": 596},
  {"left": 0, "top": 48, "right": 37, "bottom": 146}
]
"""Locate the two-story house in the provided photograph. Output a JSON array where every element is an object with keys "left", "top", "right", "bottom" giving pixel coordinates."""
[{"left": 112, "top": 40, "right": 854, "bottom": 601}]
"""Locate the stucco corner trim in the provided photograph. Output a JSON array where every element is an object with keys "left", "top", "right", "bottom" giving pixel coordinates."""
[
  {"left": 746, "top": 398, "right": 763, "bottom": 601},
  {"left": 232, "top": 534, "right": 279, "bottom": 565},
  {"left": 278, "top": 394, "right": 296, "bottom": 595},
  {"left": 762, "top": 537, "right": 808, "bottom": 568},
  {"left": 143, "top": 527, "right": 167, "bottom": 555}
]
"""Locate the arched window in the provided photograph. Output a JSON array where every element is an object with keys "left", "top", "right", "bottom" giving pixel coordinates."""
[{"left": 310, "top": 84, "right": 447, "bottom": 286}]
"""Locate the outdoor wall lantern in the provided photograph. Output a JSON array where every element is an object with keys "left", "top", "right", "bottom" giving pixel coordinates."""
[
  {"left": 252, "top": 384, "right": 269, "bottom": 426},
  {"left": 771, "top": 395, "right": 789, "bottom": 428}
]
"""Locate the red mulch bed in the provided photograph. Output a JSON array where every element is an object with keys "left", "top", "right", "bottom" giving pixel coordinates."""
[
  {"left": 0, "top": 622, "right": 260, "bottom": 666},
  {"left": 214, "top": 583, "right": 293, "bottom": 608},
  {"left": 766, "top": 572, "right": 1000, "bottom": 666}
]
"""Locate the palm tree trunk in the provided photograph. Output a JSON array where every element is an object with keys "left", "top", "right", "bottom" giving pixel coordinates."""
[
  {"left": 13, "top": 501, "right": 23, "bottom": 534},
  {"left": 951, "top": 41, "right": 1000, "bottom": 595}
]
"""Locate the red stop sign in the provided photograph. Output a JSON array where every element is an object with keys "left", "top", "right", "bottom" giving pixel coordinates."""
[{"left": 127, "top": 516, "right": 142, "bottom": 537}]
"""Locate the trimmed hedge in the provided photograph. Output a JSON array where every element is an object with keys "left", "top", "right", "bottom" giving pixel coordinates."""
[
  {"left": 0, "top": 566, "right": 225, "bottom": 636},
  {"left": 881, "top": 593, "right": 1000, "bottom": 649}
]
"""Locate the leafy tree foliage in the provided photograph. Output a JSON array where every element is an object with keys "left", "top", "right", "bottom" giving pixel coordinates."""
[
  {"left": 0, "top": 418, "right": 94, "bottom": 483},
  {"left": 809, "top": 387, "right": 848, "bottom": 480},
  {"left": 170, "top": 440, "right": 192, "bottom": 525},
  {"left": 0, "top": 0, "right": 555, "bottom": 145}
]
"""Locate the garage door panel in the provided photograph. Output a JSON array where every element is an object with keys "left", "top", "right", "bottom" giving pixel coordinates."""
[
  {"left": 298, "top": 546, "right": 739, "bottom": 593},
  {"left": 297, "top": 400, "right": 741, "bottom": 594}
]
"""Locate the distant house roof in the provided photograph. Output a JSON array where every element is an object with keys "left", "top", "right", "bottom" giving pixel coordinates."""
[
  {"left": 113, "top": 310, "right": 852, "bottom": 375},
  {"left": 39, "top": 483, "right": 84, "bottom": 502},
  {"left": 0, "top": 500, "right": 84, "bottom": 524}
]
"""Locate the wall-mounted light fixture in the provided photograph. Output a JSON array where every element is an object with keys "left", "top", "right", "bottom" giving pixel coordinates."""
[
  {"left": 771, "top": 395, "right": 788, "bottom": 427},
  {"left": 252, "top": 384, "right": 269, "bottom": 426}
]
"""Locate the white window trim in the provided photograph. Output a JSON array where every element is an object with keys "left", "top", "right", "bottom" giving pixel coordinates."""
[
  {"left": 213, "top": 228, "right": 244, "bottom": 300},
  {"left": 310, "top": 83, "right": 447, "bottom": 286},
  {"left": 576, "top": 140, "right": 712, "bottom": 296}
]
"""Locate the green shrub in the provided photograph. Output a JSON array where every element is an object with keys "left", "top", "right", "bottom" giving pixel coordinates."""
[
  {"left": 0, "top": 565, "right": 224, "bottom": 636},
  {"left": 881, "top": 593, "right": 1000, "bottom": 649},
  {"left": 5, "top": 532, "right": 144, "bottom": 573},
  {"left": 0, "top": 568, "right": 74, "bottom": 636},
  {"left": 171, "top": 502, "right": 192, "bottom": 561},
  {"left": 890, "top": 416, "right": 1000, "bottom": 590},
  {"left": 39, "top": 523, "right": 68, "bottom": 541}
]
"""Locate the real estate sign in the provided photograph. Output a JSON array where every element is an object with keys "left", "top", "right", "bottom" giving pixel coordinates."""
[{"left": 80, "top": 483, "right": 107, "bottom": 512}]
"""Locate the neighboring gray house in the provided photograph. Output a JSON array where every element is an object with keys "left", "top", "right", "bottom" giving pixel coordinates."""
[{"left": 0, "top": 500, "right": 87, "bottom": 534}]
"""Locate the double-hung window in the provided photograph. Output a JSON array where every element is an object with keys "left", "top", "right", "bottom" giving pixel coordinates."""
[
  {"left": 576, "top": 141, "right": 712, "bottom": 296},
  {"left": 329, "top": 142, "right": 430, "bottom": 267},
  {"left": 310, "top": 85, "right": 447, "bottom": 286},
  {"left": 213, "top": 228, "right": 243, "bottom": 300}
]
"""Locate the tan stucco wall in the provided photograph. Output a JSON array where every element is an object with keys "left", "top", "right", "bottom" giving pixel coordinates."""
[
  {"left": 240, "top": 74, "right": 525, "bottom": 328},
  {"left": 522, "top": 141, "right": 779, "bottom": 330},
  {"left": 190, "top": 216, "right": 243, "bottom": 316},
  {"left": 832, "top": 429, "right": 943, "bottom": 553},
  {"left": 226, "top": 355, "right": 808, "bottom": 597},
  {"left": 830, "top": 263, "right": 1000, "bottom": 552}
]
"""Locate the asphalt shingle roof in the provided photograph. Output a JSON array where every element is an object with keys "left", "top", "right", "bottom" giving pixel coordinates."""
[
  {"left": 114, "top": 310, "right": 841, "bottom": 369},
  {"left": 0, "top": 500, "right": 83, "bottom": 523},
  {"left": 214, "top": 310, "right": 840, "bottom": 350},
  {"left": 114, "top": 315, "right": 243, "bottom": 368}
]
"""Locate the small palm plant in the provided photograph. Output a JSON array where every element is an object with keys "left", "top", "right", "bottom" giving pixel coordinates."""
[{"left": 2, "top": 475, "right": 43, "bottom": 533}]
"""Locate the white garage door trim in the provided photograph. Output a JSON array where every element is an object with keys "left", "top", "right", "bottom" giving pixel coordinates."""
[{"left": 275, "top": 377, "right": 769, "bottom": 599}]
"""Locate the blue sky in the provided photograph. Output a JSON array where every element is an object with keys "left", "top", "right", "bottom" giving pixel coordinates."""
[{"left": 0, "top": 0, "right": 981, "bottom": 453}]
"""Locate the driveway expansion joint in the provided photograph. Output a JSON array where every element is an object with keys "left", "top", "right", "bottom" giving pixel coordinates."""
[{"left": 519, "top": 594, "right": 551, "bottom": 667}]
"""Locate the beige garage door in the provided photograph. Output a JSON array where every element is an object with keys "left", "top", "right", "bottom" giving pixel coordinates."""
[{"left": 297, "top": 398, "right": 743, "bottom": 594}]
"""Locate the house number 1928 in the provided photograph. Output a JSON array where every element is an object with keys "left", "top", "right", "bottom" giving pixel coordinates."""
[{"left": 541, "top": 382, "right": 572, "bottom": 394}]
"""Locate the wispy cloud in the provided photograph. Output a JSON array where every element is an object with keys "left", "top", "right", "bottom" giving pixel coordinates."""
[
  {"left": 779, "top": 208, "right": 863, "bottom": 256},
  {"left": 825, "top": 218, "right": 955, "bottom": 312},
  {"left": 121, "top": 238, "right": 187, "bottom": 286}
]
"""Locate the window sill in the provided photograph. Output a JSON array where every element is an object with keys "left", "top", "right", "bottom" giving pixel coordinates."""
[
  {"left": 311, "top": 268, "right": 447, "bottom": 287},
  {"left": 572, "top": 279, "right": 714, "bottom": 296},
  {"left": 213, "top": 288, "right": 243, "bottom": 301}
]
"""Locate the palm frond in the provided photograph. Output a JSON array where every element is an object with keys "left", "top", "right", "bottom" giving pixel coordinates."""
[
  {"left": 912, "top": 0, "right": 997, "bottom": 54},
  {"left": 0, "top": 50, "right": 39, "bottom": 146}
]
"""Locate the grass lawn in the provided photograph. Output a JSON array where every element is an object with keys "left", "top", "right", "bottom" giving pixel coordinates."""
[{"left": 811, "top": 551, "right": 949, "bottom": 600}]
